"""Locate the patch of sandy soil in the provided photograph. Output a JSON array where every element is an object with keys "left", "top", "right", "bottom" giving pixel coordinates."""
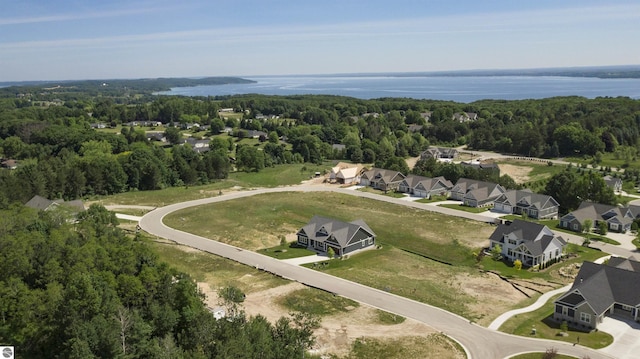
[
  {"left": 405, "top": 156, "right": 420, "bottom": 170},
  {"left": 497, "top": 163, "right": 533, "bottom": 184},
  {"left": 197, "top": 282, "right": 439, "bottom": 357}
]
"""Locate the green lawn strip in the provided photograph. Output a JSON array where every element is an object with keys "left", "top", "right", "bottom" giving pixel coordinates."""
[
  {"left": 356, "top": 187, "right": 405, "bottom": 198},
  {"left": 498, "top": 294, "right": 613, "bottom": 349},
  {"left": 437, "top": 203, "right": 490, "bottom": 213},
  {"left": 374, "top": 309, "right": 406, "bottom": 325},
  {"left": 633, "top": 237, "right": 640, "bottom": 249},
  {"left": 276, "top": 287, "right": 359, "bottom": 316},
  {"left": 414, "top": 195, "right": 448, "bottom": 203},
  {"left": 164, "top": 192, "right": 493, "bottom": 265},
  {"left": 258, "top": 242, "right": 317, "bottom": 259},
  {"left": 148, "top": 238, "right": 288, "bottom": 294},
  {"left": 345, "top": 334, "right": 464, "bottom": 359}
]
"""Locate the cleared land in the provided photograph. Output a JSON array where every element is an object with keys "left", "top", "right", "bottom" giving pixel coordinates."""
[
  {"left": 153, "top": 240, "right": 463, "bottom": 358},
  {"left": 163, "top": 191, "right": 580, "bottom": 325}
]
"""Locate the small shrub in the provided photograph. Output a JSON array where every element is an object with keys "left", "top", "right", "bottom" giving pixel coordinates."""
[{"left": 513, "top": 259, "right": 522, "bottom": 270}]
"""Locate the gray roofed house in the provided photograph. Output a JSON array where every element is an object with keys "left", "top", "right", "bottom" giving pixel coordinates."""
[
  {"left": 359, "top": 168, "right": 405, "bottom": 192},
  {"left": 489, "top": 219, "right": 566, "bottom": 268},
  {"left": 420, "top": 147, "right": 458, "bottom": 160},
  {"left": 25, "top": 195, "right": 85, "bottom": 213},
  {"left": 398, "top": 175, "right": 453, "bottom": 198},
  {"left": 559, "top": 201, "right": 635, "bottom": 233},
  {"left": 553, "top": 257, "right": 640, "bottom": 330},
  {"left": 450, "top": 178, "right": 505, "bottom": 207},
  {"left": 493, "top": 189, "right": 560, "bottom": 220},
  {"left": 603, "top": 175, "right": 622, "bottom": 193},
  {"left": 296, "top": 216, "right": 376, "bottom": 257}
]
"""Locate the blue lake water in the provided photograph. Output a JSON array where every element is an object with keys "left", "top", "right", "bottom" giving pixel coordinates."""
[{"left": 156, "top": 75, "right": 640, "bottom": 103}]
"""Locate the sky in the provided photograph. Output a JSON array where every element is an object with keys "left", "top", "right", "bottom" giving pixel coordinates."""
[{"left": 1, "top": 0, "right": 639, "bottom": 81}]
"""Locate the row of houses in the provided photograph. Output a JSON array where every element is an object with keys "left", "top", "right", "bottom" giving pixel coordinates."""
[
  {"left": 356, "top": 167, "right": 562, "bottom": 220},
  {"left": 559, "top": 201, "right": 640, "bottom": 234}
]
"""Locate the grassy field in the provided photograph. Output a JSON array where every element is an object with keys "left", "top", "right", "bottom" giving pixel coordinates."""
[
  {"left": 277, "top": 288, "right": 359, "bottom": 316},
  {"left": 163, "top": 192, "right": 494, "bottom": 265},
  {"left": 373, "top": 309, "right": 406, "bottom": 325},
  {"left": 499, "top": 294, "right": 613, "bottom": 349},
  {"left": 94, "top": 163, "right": 331, "bottom": 206},
  {"left": 344, "top": 334, "right": 465, "bottom": 359}
]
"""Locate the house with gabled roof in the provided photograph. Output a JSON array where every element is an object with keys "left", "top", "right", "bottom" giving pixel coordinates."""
[
  {"left": 603, "top": 175, "right": 623, "bottom": 193},
  {"left": 489, "top": 219, "right": 566, "bottom": 268},
  {"left": 329, "top": 163, "right": 363, "bottom": 185},
  {"left": 359, "top": 168, "right": 405, "bottom": 192},
  {"left": 554, "top": 257, "right": 640, "bottom": 330},
  {"left": 493, "top": 189, "right": 559, "bottom": 220},
  {"left": 296, "top": 216, "right": 376, "bottom": 257},
  {"left": 25, "top": 195, "right": 85, "bottom": 213},
  {"left": 420, "top": 147, "right": 458, "bottom": 161},
  {"left": 450, "top": 178, "right": 505, "bottom": 207},
  {"left": 398, "top": 175, "right": 453, "bottom": 198},
  {"left": 559, "top": 201, "right": 634, "bottom": 233}
]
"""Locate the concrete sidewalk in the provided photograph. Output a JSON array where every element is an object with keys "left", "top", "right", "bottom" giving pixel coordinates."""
[
  {"left": 280, "top": 254, "right": 330, "bottom": 265},
  {"left": 488, "top": 256, "right": 611, "bottom": 331}
]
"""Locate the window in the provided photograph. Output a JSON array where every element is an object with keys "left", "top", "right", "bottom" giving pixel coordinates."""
[
  {"left": 580, "top": 312, "right": 591, "bottom": 323},
  {"left": 555, "top": 249, "right": 560, "bottom": 257},
  {"left": 610, "top": 223, "right": 618, "bottom": 231},
  {"left": 572, "top": 223, "right": 579, "bottom": 230},
  {"left": 555, "top": 305, "right": 563, "bottom": 314},
  {"left": 368, "top": 238, "right": 373, "bottom": 245},
  {"left": 508, "top": 239, "right": 517, "bottom": 245},
  {"left": 298, "top": 236, "right": 308, "bottom": 245}
]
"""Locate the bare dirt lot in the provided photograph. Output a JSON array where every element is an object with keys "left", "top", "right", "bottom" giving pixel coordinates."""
[
  {"left": 198, "top": 281, "right": 465, "bottom": 358},
  {"left": 497, "top": 163, "right": 533, "bottom": 183}
]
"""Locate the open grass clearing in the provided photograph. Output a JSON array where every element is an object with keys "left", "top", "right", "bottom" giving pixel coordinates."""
[
  {"left": 164, "top": 192, "right": 495, "bottom": 264},
  {"left": 343, "top": 334, "right": 465, "bottom": 359},
  {"left": 277, "top": 288, "right": 359, "bottom": 316},
  {"left": 499, "top": 294, "right": 613, "bottom": 349}
]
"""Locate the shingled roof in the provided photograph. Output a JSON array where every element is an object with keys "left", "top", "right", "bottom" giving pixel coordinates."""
[
  {"left": 298, "top": 216, "right": 375, "bottom": 248},
  {"left": 557, "top": 258, "right": 640, "bottom": 316}
]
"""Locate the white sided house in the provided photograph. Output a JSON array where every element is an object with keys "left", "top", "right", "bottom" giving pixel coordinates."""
[
  {"left": 296, "top": 216, "right": 376, "bottom": 257},
  {"left": 489, "top": 219, "right": 566, "bottom": 268}
]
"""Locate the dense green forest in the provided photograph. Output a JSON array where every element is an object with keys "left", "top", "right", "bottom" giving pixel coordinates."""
[{"left": 0, "top": 204, "right": 317, "bottom": 358}]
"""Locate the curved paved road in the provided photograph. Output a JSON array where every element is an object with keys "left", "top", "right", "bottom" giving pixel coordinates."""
[{"left": 140, "top": 185, "right": 615, "bottom": 359}]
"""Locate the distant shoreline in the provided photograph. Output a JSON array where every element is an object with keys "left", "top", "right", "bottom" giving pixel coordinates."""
[{"left": 2, "top": 65, "right": 640, "bottom": 86}]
